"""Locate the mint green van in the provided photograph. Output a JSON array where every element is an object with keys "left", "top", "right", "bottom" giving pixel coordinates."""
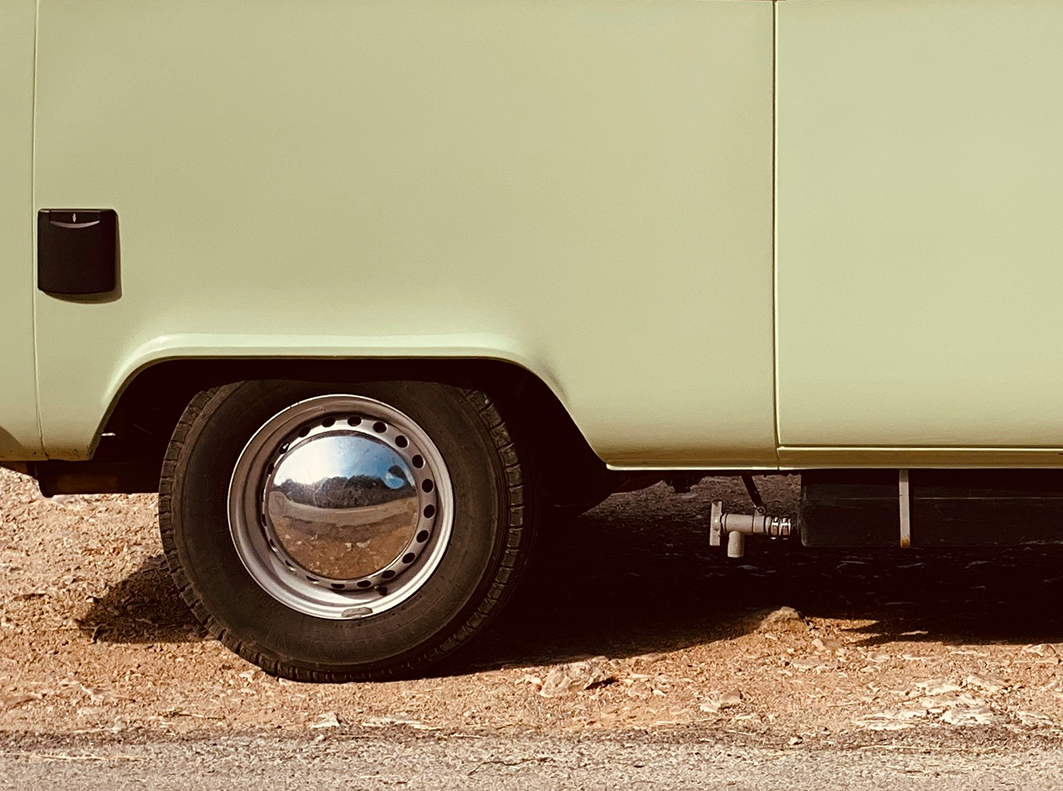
[{"left": 4, "top": 0, "right": 1063, "bottom": 679}]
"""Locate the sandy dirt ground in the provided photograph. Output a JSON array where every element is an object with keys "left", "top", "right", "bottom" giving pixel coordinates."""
[{"left": 4, "top": 467, "right": 1063, "bottom": 748}]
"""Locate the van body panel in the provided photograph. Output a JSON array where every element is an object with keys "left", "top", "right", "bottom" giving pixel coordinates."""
[
  {"left": 32, "top": 0, "right": 777, "bottom": 466},
  {"left": 0, "top": 0, "right": 43, "bottom": 459}
]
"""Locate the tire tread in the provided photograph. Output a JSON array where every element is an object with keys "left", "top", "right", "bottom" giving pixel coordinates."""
[{"left": 159, "top": 384, "right": 532, "bottom": 682}]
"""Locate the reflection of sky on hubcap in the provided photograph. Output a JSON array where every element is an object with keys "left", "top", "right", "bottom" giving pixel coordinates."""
[{"left": 274, "top": 433, "right": 412, "bottom": 490}]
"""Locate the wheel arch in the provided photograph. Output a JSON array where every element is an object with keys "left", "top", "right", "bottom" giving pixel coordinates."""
[{"left": 40, "top": 356, "right": 611, "bottom": 503}]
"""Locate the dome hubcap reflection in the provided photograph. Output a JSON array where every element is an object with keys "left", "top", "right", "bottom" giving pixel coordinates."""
[{"left": 228, "top": 395, "right": 453, "bottom": 620}]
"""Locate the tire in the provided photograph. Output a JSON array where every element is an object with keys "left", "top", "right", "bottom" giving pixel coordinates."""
[{"left": 159, "top": 379, "right": 534, "bottom": 681}]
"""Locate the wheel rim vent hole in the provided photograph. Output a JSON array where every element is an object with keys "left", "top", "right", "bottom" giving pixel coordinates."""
[{"left": 416, "top": 530, "right": 430, "bottom": 543}]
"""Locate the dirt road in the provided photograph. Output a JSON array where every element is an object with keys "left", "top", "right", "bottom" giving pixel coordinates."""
[{"left": 4, "top": 467, "right": 1063, "bottom": 785}]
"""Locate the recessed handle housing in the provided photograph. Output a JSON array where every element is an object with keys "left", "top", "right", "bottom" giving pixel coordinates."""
[{"left": 37, "top": 209, "right": 118, "bottom": 296}]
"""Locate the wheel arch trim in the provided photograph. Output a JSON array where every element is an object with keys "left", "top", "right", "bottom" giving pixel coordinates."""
[{"left": 55, "top": 331, "right": 570, "bottom": 460}]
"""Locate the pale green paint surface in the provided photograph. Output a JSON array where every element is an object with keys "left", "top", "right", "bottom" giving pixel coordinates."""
[
  {"left": 776, "top": 0, "right": 1063, "bottom": 450},
  {"left": 0, "top": 0, "right": 42, "bottom": 459},
  {"left": 16, "top": 0, "right": 1063, "bottom": 470},
  {"left": 30, "top": 0, "right": 777, "bottom": 466}
]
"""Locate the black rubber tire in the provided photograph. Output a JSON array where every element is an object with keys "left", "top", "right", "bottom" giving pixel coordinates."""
[{"left": 159, "top": 379, "right": 534, "bottom": 681}]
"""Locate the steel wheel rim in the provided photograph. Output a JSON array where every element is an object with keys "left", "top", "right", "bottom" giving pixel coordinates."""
[{"left": 228, "top": 394, "right": 454, "bottom": 620}]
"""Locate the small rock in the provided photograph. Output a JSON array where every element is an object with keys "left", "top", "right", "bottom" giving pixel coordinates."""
[
  {"left": 859, "top": 706, "right": 927, "bottom": 728},
  {"left": 790, "top": 655, "right": 828, "bottom": 672},
  {"left": 836, "top": 560, "right": 871, "bottom": 574},
  {"left": 1024, "top": 644, "right": 1060, "bottom": 658},
  {"left": 731, "top": 713, "right": 761, "bottom": 725},
  {"left": 916, "top": 692, "right": 989, "bottom": 715},
  {"left": 892, "top": 704, "right": 931, "bottom": 720},
  {"left": 0, "top": 693, "right": 38, "bottom": 711},
  {"left": 625, "top": 680, "right": 652, "bottom": 699},
  {"left": 736, "top": 565, "right": 774, "bottom": 577},
  {"left": 309, "top": 712, "right": 341, "bottom": 729},
  {"left": 811, "top": 637, "right": 842, "bottom": 653},
  {"left": 854, "top": 711, "right": 921, "bottom": 731},
  {"left": 80, "top": 685, "right": 122, "bottom": 704},
  {"left": 633, "top": 652, "right": 665, "bottom": 664},
  {"left": 700, "top": 690, "right": 743, "bottom": 712},
  {"left": 539, "top": 658, "right": 615, "bottom": 698},
  {"left": 914, "top": 679, "right": 962, "bottom": 696},
  {"left": 965, "top": 673, "right": 1007, "bottom": 694},
  {"left": 757, "top": 607, "right": 806, "bottom": 634},
  {"left": 941, "top": 705, "right": 1000, "bottom": 726},
  {"left": 1015, "top": 711, "right": 1053, "bottom": 727},
  {"left": 866, "top": 651, "right": 891, "bottom": 663}
]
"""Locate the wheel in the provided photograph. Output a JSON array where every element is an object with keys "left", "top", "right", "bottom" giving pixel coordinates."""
[{"left": 159, "top": 379, "right": 534, "bottom": 681}]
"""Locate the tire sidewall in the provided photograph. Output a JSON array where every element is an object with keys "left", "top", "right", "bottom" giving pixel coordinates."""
[{"left": 166, "top": 379, "right": 511, "bottom": 675}]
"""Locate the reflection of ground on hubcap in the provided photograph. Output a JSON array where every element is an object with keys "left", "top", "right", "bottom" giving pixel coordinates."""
[
  {"left": 228, "top": 395, "right": 453, "bottom": 620},
  {"left": 265, "top": 430, "right": 425, "bottom": 582}
]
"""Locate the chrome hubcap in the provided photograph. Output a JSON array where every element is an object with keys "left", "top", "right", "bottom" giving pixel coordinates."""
[{"left": 228, "top": 395, "right": 453, "bottom": 620}]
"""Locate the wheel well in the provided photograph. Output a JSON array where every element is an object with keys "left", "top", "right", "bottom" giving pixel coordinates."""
[{"left": 52, "top": 358, "right": 611, "bottom": 502}]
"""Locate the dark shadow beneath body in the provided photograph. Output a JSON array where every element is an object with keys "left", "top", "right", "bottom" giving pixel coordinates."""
[{"left": 77, "top": 480, "right": 1063, "bottom": 673}]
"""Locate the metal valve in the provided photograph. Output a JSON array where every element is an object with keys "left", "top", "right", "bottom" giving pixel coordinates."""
[{"left": 709, "top": 500, "right": 793, "bottom": 559}]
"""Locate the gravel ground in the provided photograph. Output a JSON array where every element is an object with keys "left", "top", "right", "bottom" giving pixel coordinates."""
[{"left": 4, "top": 466, "right": 1063, "bottom": 784}]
